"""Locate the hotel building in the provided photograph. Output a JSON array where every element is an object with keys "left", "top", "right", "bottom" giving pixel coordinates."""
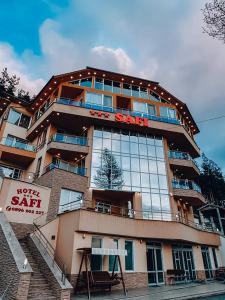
[{"left": 0, "top": 67, "right": 222, "bottom": 299}]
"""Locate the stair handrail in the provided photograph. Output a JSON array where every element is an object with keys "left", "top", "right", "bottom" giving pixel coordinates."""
[{"left": 32, "top": 221, "right": 67, "bottom": 285}]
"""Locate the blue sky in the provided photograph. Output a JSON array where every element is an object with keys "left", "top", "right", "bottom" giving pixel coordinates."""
[{"left": 1, "top": 0, "right": 225, "bottom": 170}]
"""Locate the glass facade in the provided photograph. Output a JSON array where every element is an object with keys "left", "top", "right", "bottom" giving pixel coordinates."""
[{"left": 91, "top": 127, "right": 170, "bottom": 218}]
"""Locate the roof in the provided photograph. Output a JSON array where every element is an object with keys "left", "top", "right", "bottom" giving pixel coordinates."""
[{"left": 27, "top": 66, "right": 199, "bottom": 134}]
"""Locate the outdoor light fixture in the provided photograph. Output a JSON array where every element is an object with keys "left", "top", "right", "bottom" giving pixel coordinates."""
[
  {"left": 79, "top": 74, "right": 82, "bottom": 77},
  {"left": 70, "top": 76, "right": 73, "bottom": 79},
  {"left": 0, "top": 207, "right": 2, "bottom": 212},
  {"left": 23, "top": 258, "right": 28, "bottom": 269},
  {"left": 82, "top": 234, "right": 86, "bottom": 239},
  {"left": 54, "top": 81, "right": 57, "bottom": 84}
]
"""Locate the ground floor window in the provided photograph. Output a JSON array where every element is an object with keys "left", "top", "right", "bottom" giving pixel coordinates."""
[
  {"left": 172, "top": 244, "right": 196, "bottom": 282},
  {"left": 201, "top": 246, "right": 213, "bottom": 279},
  {"left": 91, "top": 237, "right": 102, "bottom": 271},
  {"left": 125, "top": 240, "right": 134, "bottom": 271},
  {"left": 212, "top": 248, "right": 218, "bottom": 269},
  {"left": 109, "top": 239, "right": 119, "bottom": 272},
  {"left": 59, "top": 188, "right": 83, "bottom": 213},
  {"left": 146, "top": 242, "right": 164, "bottom": 285}
]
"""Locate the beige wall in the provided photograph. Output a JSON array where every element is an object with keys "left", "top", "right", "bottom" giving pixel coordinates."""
[{"left": 0, "top": 178, "right": 51, "bottom": 224}]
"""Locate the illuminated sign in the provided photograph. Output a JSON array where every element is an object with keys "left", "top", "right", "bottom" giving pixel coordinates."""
[
  {"left": 115, "top": 113, "right": 148, "bottom": 127},
  {"left": 89, "top": 110, "right": 148, "bottom": 127}
]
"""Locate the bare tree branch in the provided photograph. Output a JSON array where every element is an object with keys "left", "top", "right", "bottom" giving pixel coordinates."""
[{"left": 202, "top": 0, "right": 225, "bottom": 42}]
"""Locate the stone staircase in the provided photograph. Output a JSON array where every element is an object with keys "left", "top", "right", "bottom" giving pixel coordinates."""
[{"left": 19, "top": 238, "right": 57, "bottom": 300}]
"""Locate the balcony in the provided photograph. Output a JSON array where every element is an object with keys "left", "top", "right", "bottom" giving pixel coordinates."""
[
  {"left": 172, "top": 179, "right": 206, "bottom": 206},
  {"left": 168, "top": 150, "right": 200, "bottom": 176},
  {"left": 27, "top": 98, "right": 200, "bottom": 157},
  {"left": 0, "top": 138, "right": 36, "bottom": 167},
  {"left": 56, "top": 98, "right": 180, "bottom": 125},
  {"left": 47, "top": 134, "right": 89, "bottom": 159},
  {"left": 44, "top": 162, "right": 86, "bottom": 176},
  {"left": 57, "top": 202, "right": 220, "bottom": 246}
]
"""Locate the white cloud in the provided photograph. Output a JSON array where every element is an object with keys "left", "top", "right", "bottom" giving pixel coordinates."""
[
  {"left": 91, "top": 46, "right": 134, "bottom": 74},
  {"left": 0, "top": 43, "right": 45, "bottom": 95}
]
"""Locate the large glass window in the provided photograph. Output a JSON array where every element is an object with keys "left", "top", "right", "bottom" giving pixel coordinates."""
[
  {"left": 8, "top": 109, "right": 31, "bottom": 129},
  {"left": 91, "top": 127, "right": 170, "bottom": 218},
  {"left": 125, "top": 241, "right": 134, "bottom": 271},
  {"left": 0, "top": 165, "right": 21, "bottom": 179},
  {"left": 160, "top": 107, "right": 176, "bottom": 119},
  {"left": 86, "top": 92, "right": 112, "bottom": 108},
  {"left": 133, "top": 101, "right": 156, "bottom": 116},
  {"left": 59, "top": 188, "right": 83, "bottom": 213}
]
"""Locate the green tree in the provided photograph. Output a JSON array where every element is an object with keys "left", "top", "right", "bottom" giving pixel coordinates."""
[
  {"left": 0, "top": 68, "right": 32, "bottom": 102},
  {"left": 94, "top": 148, "right": 124, "bottom": 190},
  {"left": 198, "top": 153, "right": 225, "bottom": 206}
]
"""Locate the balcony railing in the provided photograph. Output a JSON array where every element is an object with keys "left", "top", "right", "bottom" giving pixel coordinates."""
[
  {"left": 45, "top": 162, "right": 86, "bottom": 176},
  {"left": 0, "top": 138, "right": 36, "bottom": 152},
  {"left": 168, "top": 150, "right": 199, "bottom": 168},
  {"left": 57, "top": 199, "right": 214, "bottom": 233},
  {"left": 50, "top": 133, "right": 88, "bottom": 146},
  {"left": 56, "top": 98, "right": 180, "bottom": 125},
  {"left": 172, "top": 179, "right": 202, "bottom": 194}
]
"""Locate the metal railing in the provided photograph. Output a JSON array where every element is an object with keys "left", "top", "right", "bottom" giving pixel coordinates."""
[
  {"left": 45, "top": 162, "right": 86, "bottom": 176},
  {"left": 50, "top": 133, "right": 88, "bottom": 146},
  {"left": 32, "top": 221, "right": 67, "bottom": 284},
  {"left": 56, "top": 97, "right": 180, "bottom": 125},
  {"left": 172, "top": 179, "right": 202, "bottom": 193},
  {"left": 57, "top": 199, "right": 215, "bottom": 233},
  {"left": 168, "top": 150, "right": 199, "bottom": 169},
  {"left": 0, "top": 137, "right": 36, "bottom": 152}
]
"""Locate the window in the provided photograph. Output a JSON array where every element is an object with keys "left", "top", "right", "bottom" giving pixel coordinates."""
[
  {"left": 125, "top": 241, "right": 134, "bottom": 271},
  {"left": 35, "top": 157, "right": 42, "bottom": 178},
  {"left": 8, "top": 109, "right": 31, "bottom": 128},
  {"left": 80, "top": 77, "right": 92, "bottom": 88},
  {"left": 0, "top": 165, "right": 21, "bottom": 179},
  {"left": 91, "top": 237, "right": 102, "bottom": 271},
  {"left": 109, "top": 239, "right": 119, "bottom": 272},
  {"left": 86, "top": 92, "right": 112, "bottom": 108},
  {"left": 59, "top": 188, "right": 83, "bottom": 213},
  {"left": 212, "top": 248, "right": 218, "bottom": 269},
  {"left": 160, "top": 107, "right": 176, "bottom": 119},
  {"left": 133, "top": 101, "right": 156, "bottom": 116}
]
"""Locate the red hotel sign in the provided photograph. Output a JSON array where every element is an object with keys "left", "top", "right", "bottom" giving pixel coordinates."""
[
  {"left": 90, "top": 110, "right": 148, "bottom": 127},
  {"left": 6, "top": 188, "right": 45, "bottom": 216}
]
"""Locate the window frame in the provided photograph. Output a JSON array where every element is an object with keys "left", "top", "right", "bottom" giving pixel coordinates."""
[
  {"left": 125, "top": 240, "right": 134, "bottom": 272},
  {"left": 86, "top": 91, "right": 112, "bottom": 108},
  {"left": 8, "top": 108, "right": 31, "bottom": 129},
  {"left": 58, "top": 188, "right": 83, "bottom": 213}
]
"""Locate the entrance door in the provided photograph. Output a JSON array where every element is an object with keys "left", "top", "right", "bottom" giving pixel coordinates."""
[
  {"left": 201, "top": 246, "right": 213, "bottom": 279},
  {"left": 146, "top": 243, "right": 164, "bottom": 286},
  {"left": 172, "top": 245, "right": 196, "bottom": 282}
]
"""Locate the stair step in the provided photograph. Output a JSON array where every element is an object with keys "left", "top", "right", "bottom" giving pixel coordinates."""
[{"left": 19, "top": 238, "right": 56, "bottom": 299}]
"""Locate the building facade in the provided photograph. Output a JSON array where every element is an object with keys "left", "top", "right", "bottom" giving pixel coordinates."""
[{"left": 0, "top": 67, "right": 222, "bottom": 290}]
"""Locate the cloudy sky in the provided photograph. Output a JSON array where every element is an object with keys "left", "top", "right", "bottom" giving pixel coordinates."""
[{"left": 1, "top": 0, "right": 225, "bottom": 169}]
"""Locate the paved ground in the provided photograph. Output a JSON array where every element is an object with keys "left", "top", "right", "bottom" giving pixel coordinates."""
[{"left": 72, "top": 281, "right": 225, "bottom": 300}]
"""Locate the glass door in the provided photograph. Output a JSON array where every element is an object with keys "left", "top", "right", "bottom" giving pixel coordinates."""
[
  {"left": 172, "top": 245, "right": 196, "bottom": 282},
  {"left": 201, "top": 246, "right": 213, "bottom": 279},
  {"left": 146, "top": 243, "right": 164, "bottom": 286}
]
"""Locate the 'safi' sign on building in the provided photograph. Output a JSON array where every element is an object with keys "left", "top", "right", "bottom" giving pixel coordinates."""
[
  {"left": 0, "top": 178, "right": 51, "bottom": 224},
  {"left": 89, "top": 110, "right": 149, "bottom": 127}
]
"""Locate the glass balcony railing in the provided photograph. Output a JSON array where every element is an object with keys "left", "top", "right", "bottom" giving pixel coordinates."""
[
  {"left": 1, "top": 138, "right": 36, "bottom": 152},
  {"left": 56, "top": 98, "right": 180, "bottom": 125},
  {"left": 168, "top": 150, "right": 199, "bottom": 169},
  {"left": 50, "top": 133, "right": 88, "bottom": 146},
  {"left": 45, "top": 162, "right": 86, "bottom": 176},
  {"left": 172, "top": 179, "right": 202, "bottom": 193}
]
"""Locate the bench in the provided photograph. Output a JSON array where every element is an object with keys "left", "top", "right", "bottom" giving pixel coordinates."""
[
  {"left": 82, "top": 271, "right": 121, "bottom": 291},
  {"left": 166, "top": 269, "right": 187, "bottom": 284}
]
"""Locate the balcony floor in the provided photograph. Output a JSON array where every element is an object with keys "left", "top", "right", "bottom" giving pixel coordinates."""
[{"left": 73, "top": 281, "right": 225, "bottom": 299}]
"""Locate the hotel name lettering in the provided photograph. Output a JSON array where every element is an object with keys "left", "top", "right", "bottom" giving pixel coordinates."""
[
  {"left": 6, "top": 188, "right": 44, "bottom": 215},
  {"left": 89, "top": 110, "right": 148, "bottom": 127}
]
